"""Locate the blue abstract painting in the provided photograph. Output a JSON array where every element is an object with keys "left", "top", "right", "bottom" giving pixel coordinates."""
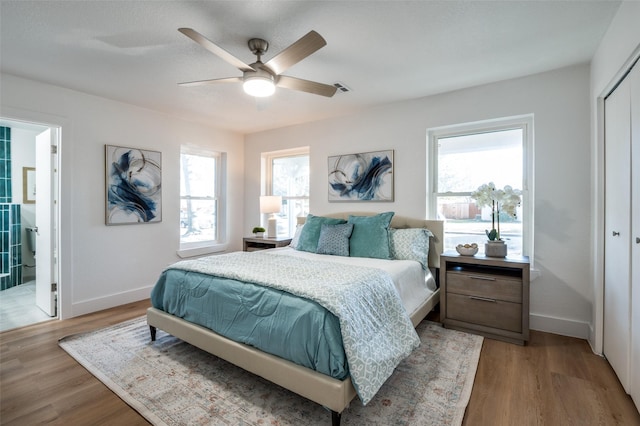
[
  {"left": 106, "top": 145, "right": 162, "bottom": 225},
  {"left": 328, "top": 150, "right": 394, "bottom": 202}
]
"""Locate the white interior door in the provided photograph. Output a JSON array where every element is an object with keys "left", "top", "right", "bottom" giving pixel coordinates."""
[
  {"left": 35, "top": 128, "right": 57, "bottom": 317},
  {"left": 603, "top": 75, "right": 632, "bottom": 393},
  {"left": 629, "top": 63, "right": 640, "bottom": 409}
]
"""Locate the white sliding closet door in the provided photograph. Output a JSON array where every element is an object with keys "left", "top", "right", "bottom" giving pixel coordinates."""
[
  {"left": 604, "top": 61, "right": 639, "bottom": 410},
  {"left": 604, "top": 74, "right": 632, "bottom": 393},
  {"left": 630, "top": 62, "right": 640, "bottom": 409}
]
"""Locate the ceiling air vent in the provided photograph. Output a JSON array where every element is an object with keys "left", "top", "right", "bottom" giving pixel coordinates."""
[{"left": 333, "top": 82, "right": 351, "bottom": 93}]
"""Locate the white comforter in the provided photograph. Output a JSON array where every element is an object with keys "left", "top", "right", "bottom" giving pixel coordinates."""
[
  {"left": 168, "top": 249, "right": 421, "bottom": 405},
  {"left": 272, "top": 246, "right": 436, "bottom": 316}
]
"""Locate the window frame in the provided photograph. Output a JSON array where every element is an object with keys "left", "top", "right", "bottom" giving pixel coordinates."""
[
  {"left": 177, "top": 146, "right": 227, "bottom": 258},
  {"left": 262, "top": 147, "right": 310, "bottom": 237},
  {"left": 427, "top": 114, "right": 534, "bottom": 260}
]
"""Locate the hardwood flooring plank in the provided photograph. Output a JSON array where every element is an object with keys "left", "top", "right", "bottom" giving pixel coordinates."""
[
  {"left": 464, "top": 329, "right": 640, "bottom": 426},
  {"left": 2, "top": 300, "right": 639, "bottom": 426},
  {"left": 0, "top": 299, "right": 152, "bottom": 426},
  {"left": 551, "top": 372, "right": 608, "bottom": 425},
  {"left": 1, "top": 403, "right": 60, "bottom": 426}
]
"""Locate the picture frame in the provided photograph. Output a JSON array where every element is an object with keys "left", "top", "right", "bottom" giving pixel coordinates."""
[
  {"left": 105, "top": 145, "right": 162, "bottom": 225},
  {"left": 22, "top": 167, "right": 36, "bottom": 204},
  {"left": 328, "top": 149, "right": 394, "bottom": 202}
]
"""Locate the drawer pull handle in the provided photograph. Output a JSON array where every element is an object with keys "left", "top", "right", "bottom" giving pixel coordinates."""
[
  {"left": 469, "top": 296, "right": 497, "bottom": 303},
  {"left": 468, "top": 275, "right": 496, "bottom": 281}
]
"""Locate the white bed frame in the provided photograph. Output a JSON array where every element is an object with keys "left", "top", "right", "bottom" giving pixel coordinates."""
[{"left": 147, "top": 214, "right": 443, "bottom": 425}]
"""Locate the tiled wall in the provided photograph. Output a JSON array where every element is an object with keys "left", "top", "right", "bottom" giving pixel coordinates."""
[
  {"left": 0, "top": 126, "right": 10, "bottom": 203},
  {"left": 0, "top": 126, "right": 23, "bottom": 291},
  {"left": 1, "top": 204, "right": 22, "bottom": 290}
]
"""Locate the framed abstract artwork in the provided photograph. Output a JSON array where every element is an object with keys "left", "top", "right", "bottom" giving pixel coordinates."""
[
  {"left": 328, "top": 149, "right": 394, "bottom": 202},
  {"left": 105, "top": 145, "right": 162, "bottom": 225}
]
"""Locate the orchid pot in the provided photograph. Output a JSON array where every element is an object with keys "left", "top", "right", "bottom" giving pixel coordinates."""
[{"left": 485, "top": 240, "right": 508, "bottom": 258}]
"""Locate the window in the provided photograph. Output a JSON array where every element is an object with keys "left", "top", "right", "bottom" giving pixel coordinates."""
[
  {"left": 263, "top": 148, "right": 310, "bottom": 237},
  {"left": 179, "top": 146, "right": 226, "bottom": 256},
  {"left": 428, "top": 115, "right": 533, "bottom": 258}
]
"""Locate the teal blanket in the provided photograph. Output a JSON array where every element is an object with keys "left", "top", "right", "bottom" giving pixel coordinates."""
[
  {"left": 151, "top": 269, "right": 347, "bottom": 379},
  {"left": 152, "top": 250, "right": 419, "bottom": 405}
]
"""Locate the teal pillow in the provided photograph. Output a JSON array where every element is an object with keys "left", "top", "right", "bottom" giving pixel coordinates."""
[
  {"left": 316, "top": 223, "right": 354, "bottom": 256},
  {"left": 296, "top": 214, "right": 347, "bottom": 253},
  {"left": 348, "top": 212, "right": 395, "bottom": 259},
  {"left": 389, "top": 228, "right": 433, "bottom": 269}
]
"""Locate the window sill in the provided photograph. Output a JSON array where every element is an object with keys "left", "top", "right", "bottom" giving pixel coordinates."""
[{"left": 177, "top": 243, "right": 228, "bottom": 259}]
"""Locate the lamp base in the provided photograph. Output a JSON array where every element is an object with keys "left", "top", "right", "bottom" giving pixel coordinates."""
[{"left": 267, "top": 216, "right": 277, "bottom": 238}]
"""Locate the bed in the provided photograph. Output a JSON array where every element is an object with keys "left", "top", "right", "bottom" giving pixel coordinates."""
[{"left": 147, "top": 212, "right": 443, "bottom": 425}]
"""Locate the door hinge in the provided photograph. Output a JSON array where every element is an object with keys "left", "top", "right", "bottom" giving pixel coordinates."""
[
  {"left": 51, "top": 145, "right": 57, "bottom": 154},
  {"left": 51, "top": 283, "right": 57, "bottom": 292}
]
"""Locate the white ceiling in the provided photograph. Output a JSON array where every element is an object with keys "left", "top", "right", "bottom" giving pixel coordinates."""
[{"left": 0, "top": 1, "right": 621, "bottom": 134}]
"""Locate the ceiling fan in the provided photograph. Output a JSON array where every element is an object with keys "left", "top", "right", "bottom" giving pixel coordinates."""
[{"left": 178, "top": 28, "right": 337, "bottom": 98}]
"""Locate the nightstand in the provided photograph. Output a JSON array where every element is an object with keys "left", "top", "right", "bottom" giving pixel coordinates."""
[
  {"left": 243, "top": 236, "right": 292, "bottom": 252},
  {"left": 440, "top": 252, "right": 530, "bottom": 345}
]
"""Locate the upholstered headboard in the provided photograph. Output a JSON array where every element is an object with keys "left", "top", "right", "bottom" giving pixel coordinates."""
[{"left": 296, "top": 212, "right": 444, "bottom": 269}]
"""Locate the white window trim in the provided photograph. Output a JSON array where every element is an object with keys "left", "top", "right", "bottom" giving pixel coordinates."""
[
  {"left": 427, "top": 114, "right": 535, "bottom": 264},
  {"left": 262, "top": 146, "right": 310, "bottom": 234},
  {"left": 177, "top": 146, "right": 228, "bottom": 258},
  {"left": 262, "top": 146, "right": 310, "bottom": 192},
  {"left": 177, "top": 243, "right": 228, "bottom": 259}
]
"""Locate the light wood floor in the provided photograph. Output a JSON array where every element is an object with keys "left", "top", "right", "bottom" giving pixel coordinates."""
[{"left": 1, "top": 300, "right": 639, "bottom": 425}]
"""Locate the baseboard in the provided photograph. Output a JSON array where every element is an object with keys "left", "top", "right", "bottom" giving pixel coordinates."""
[
  {"left": 529, "top": 313, "right": 591, "bottom": 340},
  {"left": 71, "top": 286, "right": 153, "bottom": 317},
  {"left": 587, "top": 323, "right": 600, "bottom": 355}
]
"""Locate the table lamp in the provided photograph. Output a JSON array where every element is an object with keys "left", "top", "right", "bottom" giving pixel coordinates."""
[{"left": 260, "top": 195, "right": 282, "bottom": 238}]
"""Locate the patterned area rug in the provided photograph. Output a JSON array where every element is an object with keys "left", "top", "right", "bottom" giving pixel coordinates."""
[{"left": 59, "top": 317, "right": 483, "bottom": 426}]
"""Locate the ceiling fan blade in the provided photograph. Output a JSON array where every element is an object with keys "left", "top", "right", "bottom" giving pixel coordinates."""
[
  {"left": 277, "top": 75, "right": 337, "bottom": 97},
  {"left": 178, "top": 77, "right": 242, "bottom": 87},
  {"left": 264, "top": 30, "right": 326, "bottom": 75},
  {"left": 178, "top": 28, "right": 255, "bottom": 73}
]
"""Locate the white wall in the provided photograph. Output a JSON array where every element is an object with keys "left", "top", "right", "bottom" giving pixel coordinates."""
[
  {"left": 245, "top": 64, "right": 593, "bottom": 338},
  {"left": 1, "top": 73, "right": 245, "bottom": 319},
  {"left": 589, "top": 1, "right": 640, "bottom": 353}
]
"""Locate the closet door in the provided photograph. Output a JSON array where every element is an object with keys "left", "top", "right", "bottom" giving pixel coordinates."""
[
  {"left": 604, "top": 74, "right": 632, "bottom": 393},
  {"left": 630, "top": 62, "right": 640, "bottom": 408}
]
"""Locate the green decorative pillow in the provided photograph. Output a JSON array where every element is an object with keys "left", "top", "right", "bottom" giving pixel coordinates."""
[
  {"left": 296, "top": 214, "right": 347, "bottom": 253},
  {"left": 316, "top": 223, "right": 354, "bottom": 256},
  {"left": 348, "top": 212, "right": 395, "bottom": 259},
  {"left": 389, "top": 228, "right": 434, "bottom": 269}
]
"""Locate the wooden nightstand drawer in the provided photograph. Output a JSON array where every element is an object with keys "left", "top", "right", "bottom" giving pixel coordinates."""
[
  {"left": 440, "top": 253, "right": 530, "bottom": 345},
  {"left": 447, "top": 293, "right": 522, "bottom": 333},
  {"left": 446, "top": 271, "right": 522, "bottom": 303}
]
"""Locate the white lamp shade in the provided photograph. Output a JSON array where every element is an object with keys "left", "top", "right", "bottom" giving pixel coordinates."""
[
  {"left": 260, "top": 195, "right": 282, "bottom": 214},
  {"left": 260, "top": 195, "right": 281, "bottom": 238}
]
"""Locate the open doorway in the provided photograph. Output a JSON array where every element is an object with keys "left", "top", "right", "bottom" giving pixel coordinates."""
[{"left": 0, "top": 118, "right": 59, "bottom": 332}]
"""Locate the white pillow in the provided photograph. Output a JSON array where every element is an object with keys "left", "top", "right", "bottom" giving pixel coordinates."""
[
  {"left": 289, "top": 223, "right": 304, "bottom": 249},
  {"left": 389, "top": 228, "right": 433, "bottom": 269}
]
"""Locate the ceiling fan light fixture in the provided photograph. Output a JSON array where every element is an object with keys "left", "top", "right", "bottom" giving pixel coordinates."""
[
  {"left": 179, "top": 28, "right": 336, "bottom": 98},
  {"left": 243, "top": 75, "right": 275, "bottom": 97}
]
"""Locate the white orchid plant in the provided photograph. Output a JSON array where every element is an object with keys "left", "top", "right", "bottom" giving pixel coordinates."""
[{"left": 471, "top": 182, "right": 522, "bottom": 241}]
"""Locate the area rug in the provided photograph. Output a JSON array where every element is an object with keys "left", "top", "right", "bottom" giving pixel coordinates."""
[{"left": 59, "top": 316, "right": 483, "bottom": 426}]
